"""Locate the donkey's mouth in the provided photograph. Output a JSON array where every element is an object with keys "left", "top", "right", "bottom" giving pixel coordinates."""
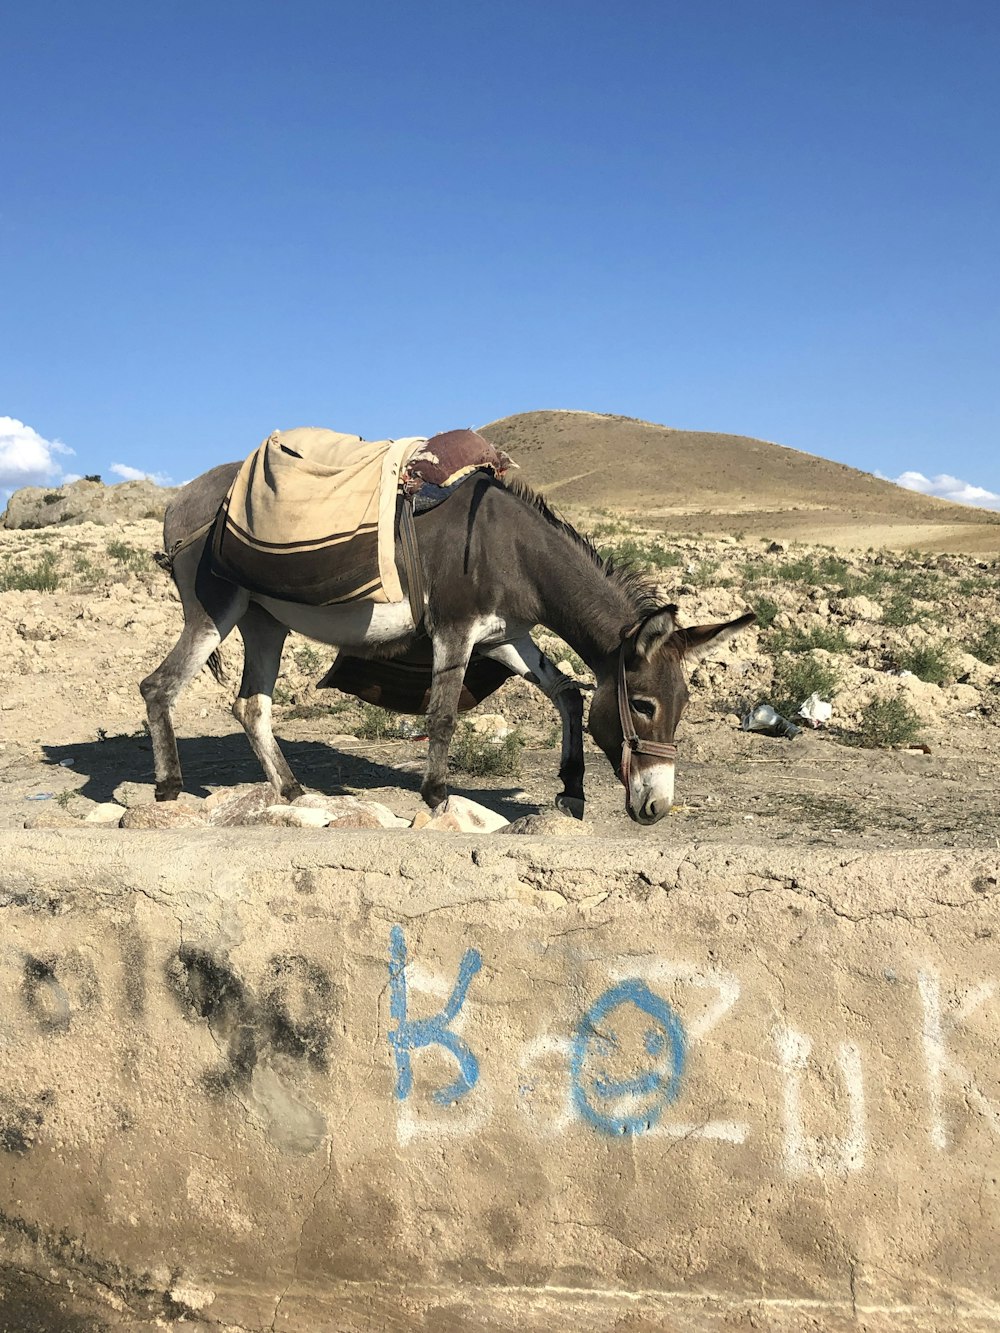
[{"left": 629, "top": 804, "right": 667, "bottom": 826}]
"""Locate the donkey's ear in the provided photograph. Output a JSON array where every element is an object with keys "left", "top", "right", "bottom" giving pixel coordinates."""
[
  {"left": 675, "top": 611, "right": 756, "bottom": 661},
  {"left": 631, "top": 605, "right": 680, "bottom": 659}
]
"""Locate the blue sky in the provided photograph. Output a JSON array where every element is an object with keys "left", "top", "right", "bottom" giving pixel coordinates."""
[{"left": 2, "top": 1, "right": 998, "bottom": 505}]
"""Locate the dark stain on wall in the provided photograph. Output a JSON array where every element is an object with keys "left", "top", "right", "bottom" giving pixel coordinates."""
[
  {"left": 262, "top": 953, "right": 337, "bottom": 1072},
  {"left": 0, "top": 1091, "right": 52, "bottom": 1155},
  {"left": 0, "top": 1210, "right": 203, "bottom": 1330},
  {"left": 166, "top": 945, "right": 338, "bottom": 1094},
  {"left": 0, "top": 1265, "right": 106, "bottom": 1332},
  {"left": 166, "top": 946, "right": 257, "bottom": 1092},
  {"left": 21, "top": 956, "right": 71, "bottom": 1032},
  {"left": 20, "top": 952, "right": 100, "bottom": 1033},
  {"left": 117, "top": 927, "right": 147, "bottom": 1018}
]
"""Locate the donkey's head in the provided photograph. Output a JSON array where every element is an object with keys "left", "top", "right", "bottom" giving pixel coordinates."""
[{"left": 588, "top": 606, "right": 756, "bottom": 824}]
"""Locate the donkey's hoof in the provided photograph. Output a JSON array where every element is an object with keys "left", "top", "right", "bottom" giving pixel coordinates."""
[
  {"left": 421, "top": 783, "right": 448, "bottom": 810},
  {"left": 555, "top": 794, "right": 586, "bottom": 821},
  {"left": 155, "top": 784, "right": 183, "bottom": 803}
]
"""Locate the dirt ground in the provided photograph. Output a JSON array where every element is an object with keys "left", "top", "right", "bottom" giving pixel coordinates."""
[{"left": 1, "top": 517, "right": 998, "bottom": 849}]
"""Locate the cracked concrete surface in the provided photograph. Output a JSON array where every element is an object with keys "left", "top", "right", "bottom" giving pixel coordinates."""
[{"left": 0, "top": 829, "right": 998, "bottom": 1331}]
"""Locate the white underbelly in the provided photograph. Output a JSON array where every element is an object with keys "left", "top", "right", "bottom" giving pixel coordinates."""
[{"left": 254, "top": 595, "right": 416, "bottom": 647}]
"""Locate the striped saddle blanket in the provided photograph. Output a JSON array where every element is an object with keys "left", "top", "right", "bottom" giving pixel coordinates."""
[{"left": 210, "top": 427, "right": 513, "bottom": 606}]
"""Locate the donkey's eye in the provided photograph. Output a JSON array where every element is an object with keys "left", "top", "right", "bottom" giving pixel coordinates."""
[{"left": 629, "top": 697, "right": 656, "bottom": 719}]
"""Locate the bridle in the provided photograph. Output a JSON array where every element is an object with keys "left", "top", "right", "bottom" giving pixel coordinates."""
[{"left": 617, "top": 642, "right": 678, "bottom": 795}]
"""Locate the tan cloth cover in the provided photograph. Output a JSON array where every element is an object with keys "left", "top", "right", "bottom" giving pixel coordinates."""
[{"left": 210, "top": 428, "right": 425, "bottom": 606}]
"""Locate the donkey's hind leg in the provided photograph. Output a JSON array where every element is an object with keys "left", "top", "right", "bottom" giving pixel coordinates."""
[
  {"left": 233, "top": 603, "right": 303, "bottom": 800},
  {"left": 140, "top": 554, "right": 248, "bottom": 801},
  {"left": 421, "top": 628, "right": 476, "bottom": 809}
]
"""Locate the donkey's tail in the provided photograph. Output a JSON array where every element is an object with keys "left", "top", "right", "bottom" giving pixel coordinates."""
[{"left": 206, "top": 649, "right": 226, "bottom": 684}]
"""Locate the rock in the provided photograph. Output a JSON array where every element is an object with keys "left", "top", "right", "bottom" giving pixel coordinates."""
[
  {"left": 120, "top": 804, "right": 209, "bottom": 829},
  {"left": 326, "top": 809, "right": 387, "bottom": 830},
  {"left": 113, "top": 781, "right": 204, "bottom": 810},
  {"left": 292, "top": 793, "right": 408, "bottom": 828},
  {"left": 24, "top": 808, "right": 79, "bottom": 829},
  {"left": 83, "top": 802, "right": 127, "bottom": 825},
  {"left": 411, "top": 795, "right": 509, "bottom": 833},
  {"left": 501, "top": 814, "right": 593, "bottom": 837},
  {"left": 463, "top": 713, "right": 510, "bottom": 741},
  {"left": 1, "top": 478, "right": 178, "bottom": 530},
  {"left": 112, "top": 781, "right": 157, "bottom": 808},
  {"left": 204, "top": 783, "right": 281, "bottom": 827},
  {"left": 836, "top": 595, "right": 884, "bottom": 622},
  {"left": 251, "top": 806, "right": 332, "bottom": 828}
]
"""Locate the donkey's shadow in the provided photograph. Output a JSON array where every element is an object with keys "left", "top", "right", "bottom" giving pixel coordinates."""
[{"left": 40, "top": 733, "right": 537, "bottom": 821}]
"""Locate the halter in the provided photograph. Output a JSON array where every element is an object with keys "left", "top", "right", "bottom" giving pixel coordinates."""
[{"left": 617, "top": 642, "right": 678, "bottom": 794}]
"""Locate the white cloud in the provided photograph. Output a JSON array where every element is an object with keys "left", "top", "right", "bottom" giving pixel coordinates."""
[
  {"left": 876, "top": 468, "right": 1000, "bottom": 510},
  {"left": 0, "top": 416, "right": 73, "bottom": 496},
  {"left": 109, "top": 462, "right": 173, "bottom": 486}
]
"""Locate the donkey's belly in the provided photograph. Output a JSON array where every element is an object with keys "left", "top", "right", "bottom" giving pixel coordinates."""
[{"left": 253, "top": 595, "right": 416, "bottom": 647}]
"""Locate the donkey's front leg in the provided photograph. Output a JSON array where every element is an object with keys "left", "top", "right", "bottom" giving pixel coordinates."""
[
  {"left": 421, "top": 629, "right": 475, "bottom": 809},
  {"left": 551, "top": 681, "right": 586, "bottom": 819},
  {"left": 481, "top": 636, "right": 587, "bottom": 819}
]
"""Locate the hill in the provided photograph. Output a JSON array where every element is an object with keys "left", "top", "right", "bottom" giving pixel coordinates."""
[{"left": 480, "top": 411, "right": 1000, "bottom": 554}]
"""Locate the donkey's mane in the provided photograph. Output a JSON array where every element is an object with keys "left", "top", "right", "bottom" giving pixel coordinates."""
[{"left": 500, "top": 475, "right": 662, "bottom": 615}]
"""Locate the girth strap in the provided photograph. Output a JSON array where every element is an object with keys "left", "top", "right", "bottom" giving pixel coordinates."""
[{"left": 398, "top": 499, "right": 425, "bottom": 630}]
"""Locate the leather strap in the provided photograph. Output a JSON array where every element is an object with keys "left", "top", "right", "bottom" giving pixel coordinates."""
[
  {"left": 153, "top": 513, "right": 220, "bottom": 572},
  {"left": 399, "top": 499, "right": 425, "bottom": 630},
  {"left": 617, "top": 643, "right": 677, "bottom": 790}
]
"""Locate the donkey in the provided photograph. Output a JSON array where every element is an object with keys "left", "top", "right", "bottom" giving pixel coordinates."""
[{"left": 141, "top": 466, "right": 754, "bottom": 823}]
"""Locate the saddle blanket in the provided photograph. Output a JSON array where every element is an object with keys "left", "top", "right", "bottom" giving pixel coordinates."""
[{"left": 210, "top": 426, "right": 514, "bottom": 606}]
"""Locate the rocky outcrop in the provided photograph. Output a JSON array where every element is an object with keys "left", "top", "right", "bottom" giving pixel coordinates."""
[{"left": 1, "top": 477, "right": 178, "bottom": 529}]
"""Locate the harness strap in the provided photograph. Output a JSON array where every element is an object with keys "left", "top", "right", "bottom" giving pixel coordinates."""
[
  {"left": 617, "top": 645, "right": 678, "bottom": 790},
  {"left": 398, "top": 499, "right": 425, "bottom": 630},
  {"left": 153, "top": 514, "right": 219, "bottom": 573}
]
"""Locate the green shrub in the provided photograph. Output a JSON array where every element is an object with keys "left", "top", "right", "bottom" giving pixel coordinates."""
[
  {"left": 72, "top": 554, "right": 102, "bottom": 586},
  {"left": 881, "top": 591, "right": 914, "bottom": 627},
  {"left": 294, "top": 642, "right": 324, "bottom": 674},
  {"left": 771, "top": 654, "right": 840, "bottom": 717},
  {"left": 770, "top": 624, "right": 850, "bottom": 654},
  {"left": 598, "top": 536, "right": 683, "bottom": 570},
  {"left": 847, "top": 696, "right": 923, "bottom": 749},
  {"left": 0, "top": 553, "right": 61, "bottom": 592},
  {"left": 106, "top": 539, "right": 149, "bottom": 571},
  {"left": 283, "top": 700, "right": 353, "bottom": 722},
  {"left": 777, "top": 552, "right": 852, "bottom": 587},
  {"left": 353, "top": 705, "right": 425, "bottom": 740},
  {"left": 752, "top": 596, "right": 779, "bottom": 630},
  {"left": 897, "top": 643, "right": 953, "bottom": 684},
  {"left": 957, "top": 575, "right": 992, "bottom": 596},
  {"left": 688, "top": 559, "right": 725, "bottom": 586},
  {"left": 449, "top": 722, "right": 525, "bottom": 777},
  {"left": 83, "top": 474, "right": 102, "bottom": 483},
  {"left": 967, "top": 625, "right": 1000, "bottom": 667},
  {"left": 42, "top": 492, "right": 63, "bottom": 505}
]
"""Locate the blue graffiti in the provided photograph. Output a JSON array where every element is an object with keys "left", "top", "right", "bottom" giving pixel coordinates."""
[
  {"left": 388, "top": 925, "right": 482, "bottom": 1106},
  {"left": 570, "top": 979, "right": 686, "bottom": 1135}
]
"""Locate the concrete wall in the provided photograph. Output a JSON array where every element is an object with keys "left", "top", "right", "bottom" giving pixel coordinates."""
[{"left": 0, "top": 829, "right": 998, "bottom": 1332}]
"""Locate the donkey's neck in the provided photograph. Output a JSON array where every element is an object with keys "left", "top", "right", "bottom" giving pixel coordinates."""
[{"left": 519, "top": 510, "right": 641, "bottom": 671}]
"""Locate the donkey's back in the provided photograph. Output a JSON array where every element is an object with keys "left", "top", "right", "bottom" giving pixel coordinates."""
[{"left": 163, "top": 462, "right": 239, "bottom": 552}]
